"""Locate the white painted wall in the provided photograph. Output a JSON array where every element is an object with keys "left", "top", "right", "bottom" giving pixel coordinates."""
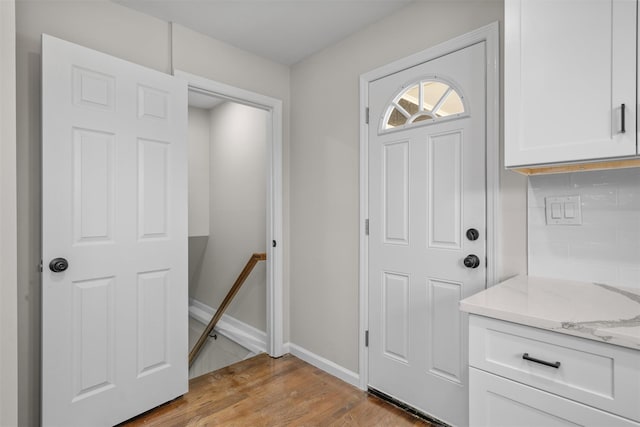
[
  {"left": 289, "top": 0, "right": 526, "bottom": 372},
  {"left": 190, "top": 102, "right": 268, "bottom": 331},
  {"left": 528, "top": 169, "right": 640, "bottom": 290},
  {"left": 188, "top": 106, "right": 211, "bottom": 237},
  {"left": 15, "top": 2, "right": 290, "bottom": 424},
  {"left": 0, "top": 0, "right": 18, "bottom": 425}
]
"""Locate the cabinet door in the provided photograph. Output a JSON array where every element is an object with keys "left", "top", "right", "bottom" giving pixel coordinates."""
[
  {"left": 505, "top": 0, "right": 637, "bottom": 167},
  {"left": 469, "top": 368, "right": 640, "bottom": 427}
]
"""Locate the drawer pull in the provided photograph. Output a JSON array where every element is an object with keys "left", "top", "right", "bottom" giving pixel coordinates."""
[{"left": 522, "top": 353, "right": 561, "bottom": 369}]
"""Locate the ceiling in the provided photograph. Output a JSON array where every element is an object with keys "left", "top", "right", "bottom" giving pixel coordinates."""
[
  {"left": 114, "top": 0, "right": 414, "bottom": 65},
  {"left": 188, "top": 90, "right": 225, "bottom": 109}
]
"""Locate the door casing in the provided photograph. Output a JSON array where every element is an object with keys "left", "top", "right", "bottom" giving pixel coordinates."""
[
  {"left": 173, "top": 70, "right": 285, "bottom": 358},
  {"left": 358, "top": 22, "right": 500, "bottom": 391}
]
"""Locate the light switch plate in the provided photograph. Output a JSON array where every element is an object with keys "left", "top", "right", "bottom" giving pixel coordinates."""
[{"left": 545, "top": 195, "right": 582, "bottom": 225}]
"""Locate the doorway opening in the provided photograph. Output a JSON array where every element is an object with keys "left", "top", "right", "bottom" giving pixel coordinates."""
[
  {"left": 178, "top": 70, "right": 285, "bottom": 379},
  {"left": 187, "top": 90, "right": 268, "bottom": 378}
]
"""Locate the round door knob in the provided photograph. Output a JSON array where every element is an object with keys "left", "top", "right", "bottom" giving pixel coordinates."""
[
  {"left": 466, "top": 228, "right": 480, "bottom": 241},
  {"left": 463, "top": 254, "right": 480, "bottom": 269},
  {"left": 49, "top": 258, "right": 69, "bottom": 273}
]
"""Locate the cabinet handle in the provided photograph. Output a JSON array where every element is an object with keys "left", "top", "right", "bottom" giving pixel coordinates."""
[
  {"left": 621, "top": 103, "right": 626, "bottom": 133},
  {"left": 522, "top": 353, "right": 561, "bottom": 369}
]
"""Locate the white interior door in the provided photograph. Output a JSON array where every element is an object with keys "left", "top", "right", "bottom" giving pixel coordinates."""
[
  {"left": 42, "top": 34, "right": 188, "bottom": 426},
  {"left": 368, "top": 42, "right": 486, "bottom": 427}
]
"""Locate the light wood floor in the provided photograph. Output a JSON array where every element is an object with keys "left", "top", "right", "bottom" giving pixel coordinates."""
[{"left": 121, "top": 353, "right": 431, "bottom": 426}]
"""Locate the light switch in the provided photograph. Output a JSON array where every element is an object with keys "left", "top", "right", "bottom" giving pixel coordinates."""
[{"left": 545, "top": 196, "right": 582, "bottom": 225}]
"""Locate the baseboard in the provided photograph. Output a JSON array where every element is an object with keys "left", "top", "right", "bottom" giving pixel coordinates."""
[
  {"left": 189, "top": 299, "right": 361, "bottom": 389},
  {"left": 286, "top": 343, "right": 360, "bottom": 388},
  {"left": 189, "top": 298, "right": 267, "bottom": 355}
]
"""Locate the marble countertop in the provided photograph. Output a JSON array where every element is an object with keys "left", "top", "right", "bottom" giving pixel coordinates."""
[{"left": 460, "top": 275, "right": 640, "bottom": 351}]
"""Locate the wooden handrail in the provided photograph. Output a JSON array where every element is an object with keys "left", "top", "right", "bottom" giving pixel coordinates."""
[{"left": 189, "top": 252, "right": 267, "bottom": 367}]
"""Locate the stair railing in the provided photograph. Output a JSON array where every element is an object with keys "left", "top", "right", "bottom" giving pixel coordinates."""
[{"left": 189, "top": 252, "right": 267, "bottom": 367}]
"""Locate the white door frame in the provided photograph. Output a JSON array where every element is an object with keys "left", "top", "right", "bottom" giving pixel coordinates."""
[
  {"left": 173, "top": 70, "right": 284, "bottom": 358},
  {"left": 358, "top": 22, "right": 500, "bottom": 390}
]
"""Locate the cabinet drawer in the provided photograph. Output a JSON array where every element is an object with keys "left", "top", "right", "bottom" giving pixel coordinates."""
[
  {"left": 469, "top": 315, "right": 640, "bottom": 422},
  {"left": 470, "top": 368, "right": 640, "bottom": 427}
]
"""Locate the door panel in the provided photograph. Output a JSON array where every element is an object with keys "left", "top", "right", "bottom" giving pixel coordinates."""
[
  {"left": 427, "top": 278, "right": 462, "bottom": 383},
  {"left": 137, "top": 269, "right": 170, "bottom": 376},
  {"left": 72, "top": 277, "right": 115, "bottom": 401},
  {"left": 368, "top": 42, "right": 486, "bottom": 427},
  {"left": 138, "top": 139, "right": 169, "bottom": 238},
  {"left": 42, "top": 34, "right": 188, "bottom": 426},
  {"left": 383, "top": 141, "right": 409, "bottom": 244},
  {"left": 73, "top": 66, "right": 115, "bottom": 111},
  {"left": 428, "top": 131, "right": 462, "bottom": 249},
  {"left": 382, "top": 272, "right": 410, "bottom": 362},
  {"left": 73, "top": 128, "right": 115, "bottom": 244}
]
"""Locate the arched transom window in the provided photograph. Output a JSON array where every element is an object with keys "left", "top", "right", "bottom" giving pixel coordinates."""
[{"left": 382, "top": 79, "right": 467, "bottom": 132}]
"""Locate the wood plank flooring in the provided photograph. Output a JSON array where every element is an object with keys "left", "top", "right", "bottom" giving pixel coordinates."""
[{"left": 121, "top": 353, "right": 431, "bottom": 426}]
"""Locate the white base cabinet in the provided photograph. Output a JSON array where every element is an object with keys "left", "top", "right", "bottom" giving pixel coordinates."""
[
  {"left": 470, "top": 368, "right": 639, "bottom": 427},
  {"left": 468, "top": 315, "right": 640, "bottom": 427}
]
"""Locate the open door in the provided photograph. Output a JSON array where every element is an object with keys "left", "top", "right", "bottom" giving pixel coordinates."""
[{"left": 41, "top": 35, "right": 188, "bottom": 426}]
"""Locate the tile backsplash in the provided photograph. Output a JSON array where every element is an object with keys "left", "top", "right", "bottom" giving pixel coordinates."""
[{"left": 528, "top": 168, "right": 640, "bottom": 290}]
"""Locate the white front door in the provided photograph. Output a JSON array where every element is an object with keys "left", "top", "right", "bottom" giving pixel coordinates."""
[
  {"left": 42, "top": 35, "right": 188, "bottom": 426},
  {"left": 368, "top": 42, "right": 486, "bottom": 427}
]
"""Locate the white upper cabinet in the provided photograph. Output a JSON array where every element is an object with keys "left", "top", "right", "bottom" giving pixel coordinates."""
[{"left": 505, "top": 0, "right": 638, "bottom": 168}]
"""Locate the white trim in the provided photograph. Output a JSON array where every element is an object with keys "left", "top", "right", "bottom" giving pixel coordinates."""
[
  {"left": 0, "top": 0, "right": 17, "bottom": 425},
  {"left": 358, "top": 22, "right": 501, "bottom": 391},
  {"left": 358, "top": 75, "right": 369, "bottom": 391},
  {"left": 189, "top": 298, "right": 267, "bottom": 355},
  {"left": 287, "top": 343, "right": 360, "bottom": 388},
  {"left": 174, "top": 70, "right": 285, "bottom": 358}
]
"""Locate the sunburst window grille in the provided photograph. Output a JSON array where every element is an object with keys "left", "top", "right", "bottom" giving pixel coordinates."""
[{"left": 382, "top": 79, "right": 467, "bottom": 131}]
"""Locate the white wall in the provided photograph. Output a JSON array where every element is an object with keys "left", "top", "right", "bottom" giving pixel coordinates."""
[
  {"left": 1, "top": 0, "right": 18, "bottom": 425},
  {"left": 528, "top": 169, "right": 640, "bottom": 290},
  {"left": 289, "top": 0, "right": 526, "bottom": 373},
  {"left": 16, "top": 2, "right": 290, "bottom": 424},
  {"left": 190, "top": 102, "right": 268, "bottom": 331},
  {"left": 188, "top": 106, "right": 211, "bottom": 237}
]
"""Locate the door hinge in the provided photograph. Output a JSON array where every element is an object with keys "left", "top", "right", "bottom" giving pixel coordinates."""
[
  {"left": 365, "top": 219, "right": 369, "bottom": 236},
  {"left": 365, "top": 107, "right": 370, "bottom": 124},
  {"left": 38, "top": 260, "right": 43, "bottom": 273},
  {"left": 365, "top": 330, "right": 369, "bottom": 347}
]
